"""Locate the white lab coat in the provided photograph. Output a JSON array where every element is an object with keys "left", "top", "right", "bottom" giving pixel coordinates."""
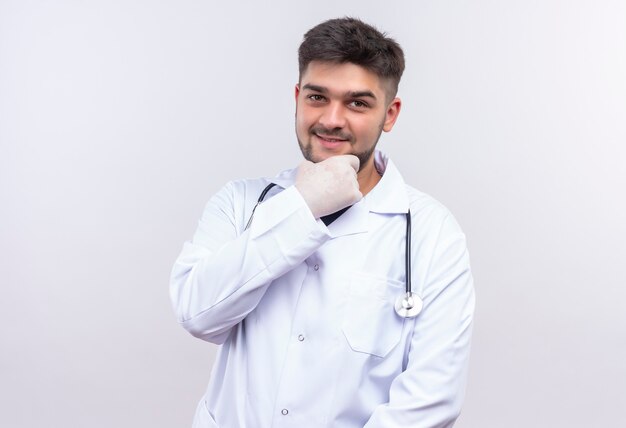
[{"left": 171, "top": 151, "right": 475, "bottom": 428}]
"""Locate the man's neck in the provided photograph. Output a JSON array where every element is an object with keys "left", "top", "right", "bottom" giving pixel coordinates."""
[{"left": 357, "top": 158, "right": 382, "bottom": 196}]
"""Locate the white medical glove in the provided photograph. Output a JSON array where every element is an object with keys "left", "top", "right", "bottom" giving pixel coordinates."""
[{"left": 295, "top": 155, "right": 363, "bottom": 219}]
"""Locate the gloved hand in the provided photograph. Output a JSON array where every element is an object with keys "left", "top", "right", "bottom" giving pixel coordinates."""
[{"left": 295, "top": 155, "right": 363, "bottom": 219}]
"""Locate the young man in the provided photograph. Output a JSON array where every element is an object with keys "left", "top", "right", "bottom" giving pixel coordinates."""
[{"left": 171, "top": 18, "right": 475, "bottom": 428}]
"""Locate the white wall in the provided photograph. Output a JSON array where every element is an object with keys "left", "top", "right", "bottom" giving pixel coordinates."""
[{"left": 1, "top": 1, "right": 624, "bottom": 426}]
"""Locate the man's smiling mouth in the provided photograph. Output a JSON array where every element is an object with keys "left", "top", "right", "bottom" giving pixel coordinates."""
[{"left": 316, "top": 134, "right": 348, "bottom": 142}]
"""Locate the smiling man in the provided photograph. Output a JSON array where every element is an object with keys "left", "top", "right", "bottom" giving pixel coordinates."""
[
  {"left": 295, "top": 60, "right": 401, "bottom": 197},
  {"left": 171, "top": 17, "right": 475, "bottom": 428}
]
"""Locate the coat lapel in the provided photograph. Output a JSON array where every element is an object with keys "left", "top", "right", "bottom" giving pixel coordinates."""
[{"left": 326, "top": 199, "right": 369, "bottom": 238}]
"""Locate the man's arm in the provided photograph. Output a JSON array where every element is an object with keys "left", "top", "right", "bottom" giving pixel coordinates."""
[
  {"left": 364, "top": 213, "right": 475, "bottom": 428},
  {"left": 170, "top": 182, "right": 330, "bottom": 344}
]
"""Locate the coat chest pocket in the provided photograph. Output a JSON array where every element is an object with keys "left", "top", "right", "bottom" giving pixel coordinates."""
[{"left": 341, "top": 272, "right": 406, "bottom": 358}]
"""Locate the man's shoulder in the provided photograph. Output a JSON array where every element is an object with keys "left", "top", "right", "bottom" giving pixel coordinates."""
[
  {"left": 218, "top": 177, "right": 273, "bottom": 201},
  {"left": 219, "top": 167, "right": 297, "bottom": 199},
  {"left": 404, "top": 183, "right": 456, "bottom": 226},
  {"left": 403, "top": 183, "right": 469, "bottom": 245}
]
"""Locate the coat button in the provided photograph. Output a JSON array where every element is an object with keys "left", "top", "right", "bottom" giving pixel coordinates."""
[
  {"left": 281, "top": 409, "right": 289, "bottom": 415},
  {"left": 313, "top": 264, "right": 319, "bottom": 271},
  {"left": 298, "top": 334, "right": 305, "bottom": 342}
]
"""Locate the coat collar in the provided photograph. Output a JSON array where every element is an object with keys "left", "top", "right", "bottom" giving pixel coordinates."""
[{"left": 363, "top": 151, "right": 410, "bottom": 214}]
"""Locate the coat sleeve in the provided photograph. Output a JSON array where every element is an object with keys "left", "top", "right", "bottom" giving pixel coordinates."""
[
  {"left": 364, "top": 213, "right": 475, "bottom": 428},
  {"left": 170, "top": 181, "right": 331, "bottom": 344}
]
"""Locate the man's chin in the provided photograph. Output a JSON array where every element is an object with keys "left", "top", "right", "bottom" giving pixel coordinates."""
[
  {"left": 306, "top": 151, "right": 347, "bottom": 164},
  {"left": 299, "top": 145, "right": 339, "bottom": 164}
]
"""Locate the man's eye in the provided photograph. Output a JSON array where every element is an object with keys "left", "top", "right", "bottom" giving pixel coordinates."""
[
  {"left": 308, "top": 94, "right": 325, "bottom": 102},
  {"left": 349, "top": 100, "right": 368, "bottom": 108}
]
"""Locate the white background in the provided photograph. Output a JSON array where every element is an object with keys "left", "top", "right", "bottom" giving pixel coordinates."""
[{"left": 1, "top": 1, "right": 625, "bottom": 427}]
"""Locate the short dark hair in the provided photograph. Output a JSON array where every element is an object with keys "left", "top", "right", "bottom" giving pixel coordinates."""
[{"left": 298, "top": 17, "right": 405, "bottom": 98}]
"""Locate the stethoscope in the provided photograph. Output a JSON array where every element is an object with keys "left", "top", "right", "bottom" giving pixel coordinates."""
[{"left": 246, "top": 183, "right": 423, "bottom": 319}]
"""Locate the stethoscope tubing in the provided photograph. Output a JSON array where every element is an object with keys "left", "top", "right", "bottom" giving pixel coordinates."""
[{"left": 405, "top": 211, "right": 411, "bottom": 295}]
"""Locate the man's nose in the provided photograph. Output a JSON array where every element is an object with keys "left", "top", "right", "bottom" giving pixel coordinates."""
[{"left": 318, "top": 102, "right": 346, "bottom": 129}]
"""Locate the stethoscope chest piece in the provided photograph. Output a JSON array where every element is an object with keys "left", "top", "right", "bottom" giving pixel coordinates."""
[{"left": 394, "top": 292, "right": 423, "bottom": 318}]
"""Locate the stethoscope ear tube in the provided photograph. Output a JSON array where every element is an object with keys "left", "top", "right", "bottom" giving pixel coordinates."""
[{"left": 245, "top": 183, "right": 277, "bottom": 231}]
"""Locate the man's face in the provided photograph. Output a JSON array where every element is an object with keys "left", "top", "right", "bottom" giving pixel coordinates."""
[{"left": 295, "top": 61, "right": 401, "bottom": 172}]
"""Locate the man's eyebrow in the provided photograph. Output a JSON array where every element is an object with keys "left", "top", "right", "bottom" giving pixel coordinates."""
[
  {"left": 302, "top": 84, "right": 378, "bottom": 100},
  {"left": 347, "top": 90, "right": 377, "bottom": 100},
  {"left": 302, "top": 84, "right": 327, "bottom": 93}
]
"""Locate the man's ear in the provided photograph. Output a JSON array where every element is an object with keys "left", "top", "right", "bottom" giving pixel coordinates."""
[
  {"left": 295, "top": 83, "right": 300, "bottom": 101},
  {"left": 382, "top": 97, "right": 402, "bottom": 132}
]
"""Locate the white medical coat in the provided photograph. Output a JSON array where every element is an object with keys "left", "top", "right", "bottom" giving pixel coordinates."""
[{"left": 170, "top": 151, "right": 475, "bottom": 428}]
